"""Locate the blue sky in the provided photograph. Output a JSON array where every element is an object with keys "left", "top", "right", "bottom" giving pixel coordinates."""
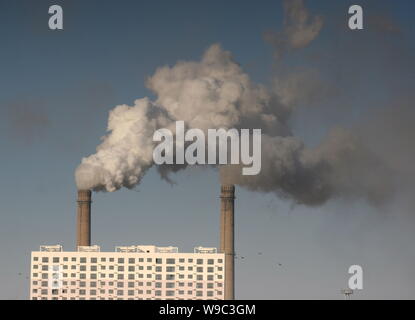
[{"left": 1, "top": 0, "right": 415, "bottom": 299}]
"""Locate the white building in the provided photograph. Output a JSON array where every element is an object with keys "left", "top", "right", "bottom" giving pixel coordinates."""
[{"left": 30, "top": 245, "right": 225, "bottom": 300}]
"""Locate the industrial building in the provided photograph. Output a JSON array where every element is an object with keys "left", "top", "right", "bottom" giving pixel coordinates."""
[
  {"left": 30, "top": 185, "right": 235, "bottom": 300},
  {"left": 30, "top": 245, "right": 225, "bottom": 300}
]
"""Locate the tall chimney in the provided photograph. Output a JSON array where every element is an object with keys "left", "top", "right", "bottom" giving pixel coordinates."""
[
  {"left": 76, "top": 190, "right": 91, "bottom": 248},
  {"left": 220, "top": 184, "right": 235, "bottom": 300}
]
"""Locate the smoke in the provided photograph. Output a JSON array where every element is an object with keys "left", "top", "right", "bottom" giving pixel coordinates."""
[
  {"left": 264, "top": 0, "right": 323, "bottom": 59},
  {"left": 75, "top": 0, "right": 411, "bottom": 208},
  {"left": 7, "top": 99, "right": 50, "bottom": 144}
]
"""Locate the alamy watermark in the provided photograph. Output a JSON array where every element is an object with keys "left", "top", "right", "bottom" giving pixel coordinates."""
[{"left": 153, "top": 121, "right": 262, "bottom": 175}]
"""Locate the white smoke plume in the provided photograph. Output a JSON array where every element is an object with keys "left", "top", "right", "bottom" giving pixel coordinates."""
[{"left": 75, "top": 44, "right": 285, "bottom": 192}]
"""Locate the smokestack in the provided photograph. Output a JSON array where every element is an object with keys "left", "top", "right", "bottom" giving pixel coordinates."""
[
  {"left": 220, "top": 184, "right": 235, "bottom": 300},
  {"left": 76, "top": 190, "right": 91, "bottom": 248}
]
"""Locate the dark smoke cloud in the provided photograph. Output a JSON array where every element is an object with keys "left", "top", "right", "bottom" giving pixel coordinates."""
[
  {"left": 75, "top": 0, "right": 414, "bottom": 209},
  {"left": 264, "top": 0, "right": 323, "bottom": 59},
  {"left": 7, "top": 99, "right": 50, "bottom": 144}
]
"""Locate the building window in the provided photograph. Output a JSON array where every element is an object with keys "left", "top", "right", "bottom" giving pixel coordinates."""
[
  {"left": 128, "top": 258, "right": 135, "bottom": 264},
  {"left": 147, "top": 258, "right": 152, "bottom": 263},
  {"left": 41, "top": 281, "right": 48, "bottom": 287},
  {"left": 207, "top": 267, "right": 214, "bottom": 273},
  {"left": 91, "top": 266, "right": 97, "bottom": 271},
  {"left": 207, "top": 275, "right": 214, "bottom": 281},
  {"left": 71, "top": 257, "right": 76, "bottom": 262},
  {"left": 197, "top": 259, "right": 203, "bottom": 265},
  {"left": 166, "top": 258, "right": 175, "bottom": 264},
  {"left": 53, "top": 257, "right": 59, "bottom": 263},
  {"left": 117, "top": 290, "right": 123, "bottom": 296},
  {"left": 155, "top": 275, "right": 162, "bottom": 280},
  {"left": 166, "top": 266, "right": 175, "bottom": 273},
  {"left": 109, "top": 258, "right": 114, "bottom": 262},
  {"left": 41, "top": 257, "right": 48, "bottom": 263},
  {"left": 196, "top": 283, "right": 203, "bottom": 289},
  {"left": 101, "top": 257, "right": 106, "bottom": 262},
  {"left": 155, "top": 290, "right": 161, "bottom": 296},
  {"left": 207, "top": 259, "right": 214, "bottom": 265},
  {"left": 117, "top": 282, "right": 124, "bottom": 288},
  {"left": 91, "top": 258, "right": 97, "bottom": 263},
  {"left": 196, "top": 291, "right": 203, "bottom": 297},
  {"left": 166, "top": 274, "right": 175, "bottom": 280},
  {"left": 42, "top": 265, "right": 48, "bottom": 271},
  {"left": 155, "top": 282, "right": 162, "bottom": 288},
  {"left": 118, "top": 266, "right": 124, "bottom": 272},
  {"left": 41, "top": 289, "right": 48, "bottom": 295},
  {"left": 80, "top": 257, "right": 86, "bottom": 263},
  {"left": 32, "top": 289, "right": 38, "bottom": 293},
  {"left": 188, "top": 259, "right": 193, "bottom": 263},
  {"left": 155, "top": 266, "right": 162, "bottom": 272},
  {"left": 80, "top": 273, "right": 86, "bottom": 279},
  {"left": 118, "top": 274, "right": 124, "bottom": 280},
  {"left": 197, "top": 267, "right": 203, "bottom": 273},
  {"left": 166, "top": 282, "right": 175, "bottom": 288},
  {"left": 187, "top": 275, "right": 192, "bottom": 279},
  {"left": 128, "top": 282, "right": 134, "bottom": 288},
  {"left": 79, "top": 290, "right": 86, "bottom": 295},
  {"left": 138, "top": 258, "right": 144, "bottom": 263},
  {"left": 42, "top": 274, "right": 48, "bottom": 279},
  {"left": 188, "top": 266, "right": 193, "bottom": 271},
  {"left": 90, "top": 290, "right": 97, "bottom": 295},
  {"left": 178, "top": 282, "right": 184, "bottom": 287},
  {"left": 218, "top": 275, "right": 223, "bottom": 279},
  {"left": 146, "top": 290, "right": 151, "bottom": 294},
  {"left": 91, "top": 282, "right": 97, "bottom": 287},
  {"left": 156, "top": 258, "right": 162, "bottom": 264},
  {"left": 80, "top": 266, "right": 86, "bottom": 271},
  {"left": 197, "top": 275, "right": 203, "bottom": 281},
  {"left": 118, "top": 258, "right": 124, "bottom": 264},
  {"left": 80, "top": 281, "right": 86, "bottom": 287},
  {"left": 128, "top": 274, "right": 134, "bottom": 280},
  {"left": 146, "top": 274, "right": 152, "bottom": 279},
  {"left": 179, "top": 258, "right": 185, "bottom": 263},
  {"left": 166, "top": 290, "right": 174, "bottom": 296},
  {"left": 128, "top": 290, "right": 134, "bottom": 296},
  {"left": 217, "top": 283, "right": 223, "bottom": 287},
  {"left": 187, "top": 290, "right": 192, "bottom": 295},
  {"left": 33, "top": 257, "right": 39, "bottom": 261},
  {"left": 71, "top": 265, "right": 76, "bottom": 270},
  {"left": 179, "top": 266, "right": 185, "bottom": 271},
  {"left": 128, "top": 266, "right": 134, "bottom": 272},
  {"left": 207, "top": 291, "right": 213, "bottom": 297},
  {"left": 207, "top": 283, "right": 213, "bottom": 289},
  {"left": 218, "top": 267, "right": 223, "bottom": 271}
]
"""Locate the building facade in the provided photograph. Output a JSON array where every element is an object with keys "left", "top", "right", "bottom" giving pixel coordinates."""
[{"left": 30, "top": 245, "right": 225, "bottom": 300}]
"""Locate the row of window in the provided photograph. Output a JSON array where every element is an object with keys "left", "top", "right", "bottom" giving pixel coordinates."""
[
  {"left": 33, "top": 265, "right": 222, "bottom": 273},
  {"left": 34, "top": 257, "right": 222, "bottom": 264},
  {"left": 33, "top": 280, "right": 223, "bottom": 288},
  {"left": 33, "top": 288, "right": 222, "bottom": 297},
  {"left": 33, "top": 272, "right": 223, "bottom": 281}
]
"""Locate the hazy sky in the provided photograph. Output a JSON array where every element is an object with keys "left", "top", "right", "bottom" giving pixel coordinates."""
[{"left": 1, "top": 0, "right": 415, "bottom": 299}]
